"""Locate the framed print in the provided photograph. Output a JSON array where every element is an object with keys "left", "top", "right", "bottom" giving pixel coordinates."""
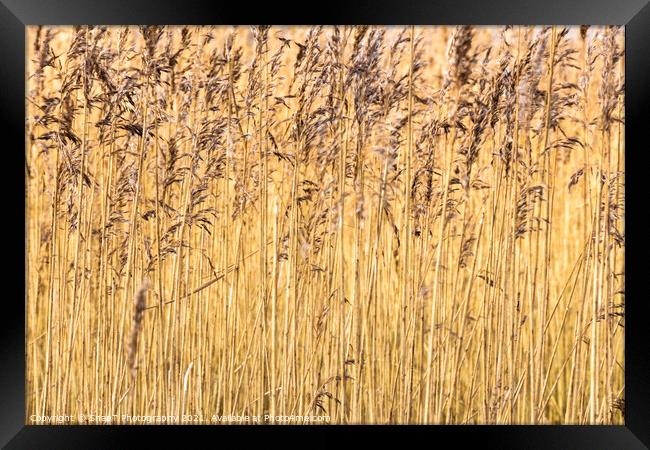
[{"left": 1, "top": 0, "right": 648, "bottom": 447}]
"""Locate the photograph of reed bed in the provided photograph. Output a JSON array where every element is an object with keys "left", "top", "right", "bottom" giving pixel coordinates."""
[{"left": 26, "top": 25, "right": 624, "bottom": 425}]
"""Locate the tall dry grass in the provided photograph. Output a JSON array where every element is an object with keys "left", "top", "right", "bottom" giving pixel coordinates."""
[{"left": 26, "top": 25, "right": 624, "bottom": 424}]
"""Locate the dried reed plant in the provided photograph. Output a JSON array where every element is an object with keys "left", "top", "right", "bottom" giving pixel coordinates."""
[{"left": 26, "top": 25, "right": 624, "bottom": 425}]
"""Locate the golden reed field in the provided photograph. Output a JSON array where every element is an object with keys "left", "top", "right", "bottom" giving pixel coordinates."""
[{"left": 26, "top": 25, "right": 624, "bottom": 424}]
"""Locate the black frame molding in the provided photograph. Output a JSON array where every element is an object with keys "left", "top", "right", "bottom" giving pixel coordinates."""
[{"left": 1, "top": 0, "right": 648, "bottom": 448}]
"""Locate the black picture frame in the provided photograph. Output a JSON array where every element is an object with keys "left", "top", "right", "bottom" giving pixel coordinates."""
[{"left": 1, "top": 0, "right": 648, "bottom": 448}]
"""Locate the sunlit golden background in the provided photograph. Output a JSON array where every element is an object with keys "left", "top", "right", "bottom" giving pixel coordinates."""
[{"left": 26, "top": 25, "right": 624, "bottom": 424}]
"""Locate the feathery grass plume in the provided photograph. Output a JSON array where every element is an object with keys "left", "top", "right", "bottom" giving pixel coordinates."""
[
  {"left": 25, "top": 25, "right": 624, "bottom": 425},
  {"left": 517, "top": 27, "right": 549, "bottom": 130},
  {"left": 446, "top": 25, "right": 475, "bottom": 91},
  {"left": 128, "top": 279, "right": 150, "bottom": 378},
  {"left": 598, "top": 26, "right": 624, "bottom": 133}
]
